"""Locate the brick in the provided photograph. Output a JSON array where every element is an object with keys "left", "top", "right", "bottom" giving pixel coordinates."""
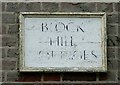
[
  {"left": 0, "top": 62, "right": 1, "bottom": 69},
  {"left": 6, "top": 2, "right": 41, "bottom": 12},
  {"left": 8, "top": 24, "right": 19, "bottom": 34},
  {"left": 17, "top": 73, "right": 41, "bottom": 82},
  {"left": 107, "top": 59, "right": 118, "bottom": 71},
  {"left": 114, "top": 3, "right": 119, "bottom": 12},
  {"left": 99, "top": 70, "right": 117, "bottom": 81},
  {"left": 0, "top": 72, "right": 2, "bottom": 81},
  {"left": 61, "top": 3, "right": 96, "bottom": 12},
  {"left": 107, "top": 14, "right": 118, "bottom": 24},
  {"left": 92, "top": 84, "right": 107, "bottom": 85},
  {"left": 97, "top": 3, "right": 113, "bottom": 13},
  {"left": 118, "top": 71, "right": 120, "bottom": 83},
  {"left": 6, "top": 3, "right": 26, "bottom": 12},
  {"left": 2, "top": 84, "right": 33, "bottom": 85},
  {"left": 25, "top": 2, "right": 41, "bottom": 12},
  {"left": 2, "top": 2, "right": 5, "bottom": 12},
  {"left": 118, "top": 25, "right": 120, "bottom": 36},
  {"left": 118, "top": 2, "right": 120, "bottom": 12},
  {"left": 43, "top": 73, "right": 60, "bottom": 81},
  {"left": 7, "top": 48, "right": 19, "bottom": 58},
  {"left": 2, "top": 13, "right": 16, "bottom": 24},
  {"left": 1, "top": 24, "right": 8, "bottom": 34},
  {"left": 107, "top": 24, "right": 118, "bottom": 35},
  {"left": 0, "top": 36, "right": 2, "bottom": 47},
  {"left": 118, "top": 48, "right": 120, "bottom": 60},
  {"left": 42, "top": 2, "right": 59, "bottom": 12},
  {"left": 118, "top": 60, "right": 120, "bottom": 71},
  {"left": 2, "top": 84, "right": 16, "bottom": 85},
  {"left": 2, "top": 60, "right": 16, "bottom": 70},
  {"left": 118, "top": 12, "right": 120, "bottom": 25},
  {"left": 1, "top": 48, "right": 7, "bottom": 58},
  {"left": 63, "top": 72, "right": 96, "bottom": 81},
  {"left": 2, "top": 36, "right": 18, "bottom": 47},
  {"left": 0, "top": 71, "right": 5, "bottom": 82},
  {"left": 107, "top": 36, "right": 120, "bottom": 47},
  {"left": 6, "top": 71, "right": 18, "bottom": 81},
  {"left": 107, "top": 47, "right": 115, "bottom": 59}
]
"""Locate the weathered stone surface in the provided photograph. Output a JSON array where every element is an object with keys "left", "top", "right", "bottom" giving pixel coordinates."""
[
  {"left": 42, "top": 2, "right": 59, "bottom": 12},
  {"left": 6, "top": 3, "right": 25, "bottom": 12},
  {"left": 118, "top": 59, "right": 120, "bottom": 71},
  {"left": 7, "top": 48, "right": 19, "bottom": 58},
  {"left": 1, "top": 24, "right": 8, "bottom": 34},
  {"left": 2, "top": 36, "right": 18, "bottom": 47},
  {"left": 107, "top": 47, "right": 116, "bottom": 59},
  {"left": 6, "top": 3, "right": 41, "bottom": 12},
  {"left": 117, "top": 2, "right": 120, "bottom": 12},
  {"left": 97, "top": 3, "right": 113, "bottom": 13},
  {"left": 107, "top": 59, "right": 118, "bottom": 70},
  {"left": 107, "top": 14, "right": 118, "bottom": 24},
  {"left": 114, "top": 3, "right": 119, "bottom": 12},
  {"left": 8, "top": 24, "right": 19, "bottom": 34},
  {"left": 6, "top": 71, "right": 18, "bottom": 81},
  {"left": 2, "top": 2, "right": 5, "bottom": 12},
  {"left": 0, "top": 71, "right": 5, "bottom": 82},
  {"left": 61, "top": 3, "right": 96, "bottom": 12},
  {"left": 107, "top": 24, "right": 118, "bottom": 35},
  {"left": 107, "top": 36, "right": 120, "bottom": 46},
  {"left": 2, "top": 13, "right": 16, "bottom": 24},
  {"left": 1, "top": 48, "right": 6, "bottom": 58},
  {"left": 2, "top": 60, "right": 16, "bottom": 70},
  {"left": 99, "top": 70, "right": 117, "bottom": 81},
  {"left": 118, "top": 71, "right": 120, "bottom": 83},
  {"left": 118, "top": 48, "right": 120, "bottom": 60},
  {"left": 25, "top": 2, "right": 41, "bottom": 12}
]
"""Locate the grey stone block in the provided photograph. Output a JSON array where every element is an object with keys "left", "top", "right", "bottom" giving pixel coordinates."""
[
  {"left": 1, "top": 24, "right": 8, "bottom": 34},
  {"left": 118, "top": 2, "right": 120, "bottom": 12},
  {"left": 97, "top": 3, "right": 113, "bottom": 13},
  {"left": 2, "top": 2, "right": 5, "bottom": 12},
  {"left": 6, "top": 71, "right": 18, "bottom": 81},
  {"left": 7, "top": 48, "right": 19, "bottom": 58},
  {"left": 25, "top": 2, "right": 41, "bottom": 12},
  {"left": 61, "top": 3, "right": 96, "bottom": 12},
  {"left": 107, "top": 59, "right": 118, "bottom": 71},
  {"left": 2, "top": 84, "right": 33, "bottom": 85},
  {"left": 107, "top": 36, "right": 120, "bottom": 47},
  {"left": 107, "top": 47, "right": 116, "bottom": 59},
  {"left": 99, "top": 70, "right": 117, "bottom": 81},
  {"left": 107, "top": 14, "right": 118, "bottom": 24},
  {"left": 0, "top": 71, "right": 5, "bottom": 82},
  {"left": 6, "top": 2, "right": 41, "bottom": 12},
  {"left": 42, "top": 2, "right": 59, "bottom": 12},
  {"left": 1, "top": 48, "right": 7, "bottom": 58},
  {"left": 118, "top": 48, "right": 120, "bottom": 60},
  {"left": 118, "top": 60, "right": 120, "bottom": 71},
  {"left": 6, "top": 3, "right": 26, "bottom": 12},
  {"left": 2, "top": 13, "right": 16, "bottom": 24},
  {"left": 118, "top": 25, "right": 120, "bottom": 36},
  {"left": 2, "top": 36, "right": 18, "bottom": 47},
  {"left": 114, "top": 3, "right": 119, "bottom": 12},
  {"left": 118, "top": 60, "right": 120, "bottom": 83},
  {"left": 2, "top": 60, "right": 16, "bottom": 70},
  {"left": 106, "top": 70, "right": 117, "bottom": 81},
  {"left": 107, "top": 24, "right": 118, "bottom": 35},
  {"left": 8, "top": 24, "right": 19, "bottom": 34}
]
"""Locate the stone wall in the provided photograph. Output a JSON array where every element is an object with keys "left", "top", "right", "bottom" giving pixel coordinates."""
[{"left": 1, "top": 2, "right": 120, "bottom": 85}]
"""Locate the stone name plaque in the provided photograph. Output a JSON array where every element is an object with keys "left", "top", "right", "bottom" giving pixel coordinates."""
[{"left": 19, "top": 12, "right": 107, "bottom": 72}]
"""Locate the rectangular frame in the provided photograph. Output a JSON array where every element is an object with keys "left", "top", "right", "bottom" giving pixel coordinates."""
[{"left": 19, "top": 12, "right": 107, "bottom": 72}]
